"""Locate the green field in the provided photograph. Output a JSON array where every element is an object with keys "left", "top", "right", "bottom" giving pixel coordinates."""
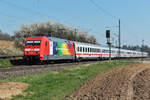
[
  {"left": 2, "top": 61, "right": 138, "bottom": 100},
  {"left": 0, "top": 59, "right": 13, "bottom": 67}
]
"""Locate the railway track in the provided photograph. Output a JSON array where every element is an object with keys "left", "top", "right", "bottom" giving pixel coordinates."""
[
  {"left": 0, "top": 58, "right": 148, "bottom": 80},
  {"left": 0, "top": 61, "right": 98, "bottom": 80},
  {"left": 0, "top": 61, "right": 97, "bottom": 72}
]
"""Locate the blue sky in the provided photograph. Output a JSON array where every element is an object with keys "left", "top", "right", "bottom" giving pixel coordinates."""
[{"left": 0, "top": 0, "right": 150, "bottom": 46}]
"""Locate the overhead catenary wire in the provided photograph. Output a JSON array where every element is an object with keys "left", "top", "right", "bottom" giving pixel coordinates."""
[
  {"left": 89, "top": 0, "right": 142, "bottom": 46},
  {"left": 0, "top": 0, "right": 94, "bottom": 35},
  {"left": 0, "top": 0, "right": 75, "bottom": 25},
  {"left": 89, "top": 0, "right": 119, "bottom": 20},
  {"left": 0, "top": 0, "right": 48, "bottom": 18}
]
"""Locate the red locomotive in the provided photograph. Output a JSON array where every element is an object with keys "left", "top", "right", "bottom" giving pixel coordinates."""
[{"left": 24, "top": 36, "right": 76, "bottom": 62}]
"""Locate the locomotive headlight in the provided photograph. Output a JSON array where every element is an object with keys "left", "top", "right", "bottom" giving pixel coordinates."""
[
  {"left": 34, "top": 49, "right": 40, "bottom": 51},
  {"left": 25, "top": 52, "right": 28, "bottom": 54},
  {"left": 25, "top": 49, "right": 31, "bottom": 51},
  {"left": 36, "top": 52, "right": 40, "bottom": 54}
]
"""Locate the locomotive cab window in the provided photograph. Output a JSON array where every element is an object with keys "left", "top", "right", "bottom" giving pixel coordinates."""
[
  {"left": 26, "top": 40, "right": 41, "bottom": 46},
  {"left": 26, "top": 41, "right": 33, "bottom": 46},
  {"left": 34, "top": 41, "right": 41, "bottom": 46}
]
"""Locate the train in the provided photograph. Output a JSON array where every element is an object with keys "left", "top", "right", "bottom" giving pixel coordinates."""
[{"left": 23, "top": 36, "right": 148, "bottom": 63}]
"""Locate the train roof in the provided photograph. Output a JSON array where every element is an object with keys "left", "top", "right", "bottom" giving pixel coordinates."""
[
  {"left": 74, "top": 41, "right": 101, "bottom": 47},
  {"left": 74, "top": 41, "right": 147, "bottom": 53},
  {"left": 48, "top": 37, "right": 69, "bottom": 43},
  {"left": 28, "top": 36, "right": 148, "bottom": 54}
]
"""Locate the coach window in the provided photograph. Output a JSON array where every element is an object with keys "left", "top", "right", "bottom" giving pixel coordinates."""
[
  {"left": 77, "top": 47, "right": 80, "bottom": 52},
  {"left": 104, "top": 49, "right": 106, "bottom": 53},
  {"left": 83, "top": 47, "right": 85, "bottom": 52},
  {"left": 85, "top": 48, "right": 87, "bottom": 52},
  {"left": 106, "top": 49, "right": 108, "bottom": 53},
  {"left": 93, "top": 49, "right": 95, "bottom": 52},
  {"left": 96, "top": 49, "right": 98, "bottom": 52},
  {"left": 103, "top": 49, "right": 105, "bottom": 53},
  {"left": 97, "top": 49, "right": 99, "bottom": 52},
  {"left": 80, "top": 47, "right": 82, "bottom": 52},
  {"left": 99, "top": 49, "right": 101, "bottom": 52}
]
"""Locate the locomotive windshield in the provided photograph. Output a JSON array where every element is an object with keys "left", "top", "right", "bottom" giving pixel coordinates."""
[{"left": 26, "top": 40, "right": 41, "bottom": 46}]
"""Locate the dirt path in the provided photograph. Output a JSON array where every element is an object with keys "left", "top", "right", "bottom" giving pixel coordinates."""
[
  {"left": 0, "top": 82, "right": 29, "bottom": 100},
  {"left": 65, "top": 63, "right": 150, "bottom": 100}
]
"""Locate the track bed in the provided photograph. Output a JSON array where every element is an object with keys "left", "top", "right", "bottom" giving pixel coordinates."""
[{"left": 0, "top": 61, "right": 98, "bottom": 80}]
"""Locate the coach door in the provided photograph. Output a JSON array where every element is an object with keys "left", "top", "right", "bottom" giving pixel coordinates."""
[
  {"left": 44, "top": 41, "right": 49, "bottom": 55},
  {"left": 49, "top": 41, "right": 53, "bottom": 55}
]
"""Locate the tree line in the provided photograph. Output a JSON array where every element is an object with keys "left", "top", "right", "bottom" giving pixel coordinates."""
[
  {"left": 0, "top": 30, "right": 14, "bottom": 41},
  {"left": 14, "top": 20, "right": 97, "bottom": 49}
]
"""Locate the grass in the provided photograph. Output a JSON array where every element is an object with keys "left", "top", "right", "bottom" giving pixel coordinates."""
[
  {"left": 2, "top": 61, "right": 138, "bottom": 100},
  {"left": 0, "top": 59, "right": 13, "bottom": 67}
]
